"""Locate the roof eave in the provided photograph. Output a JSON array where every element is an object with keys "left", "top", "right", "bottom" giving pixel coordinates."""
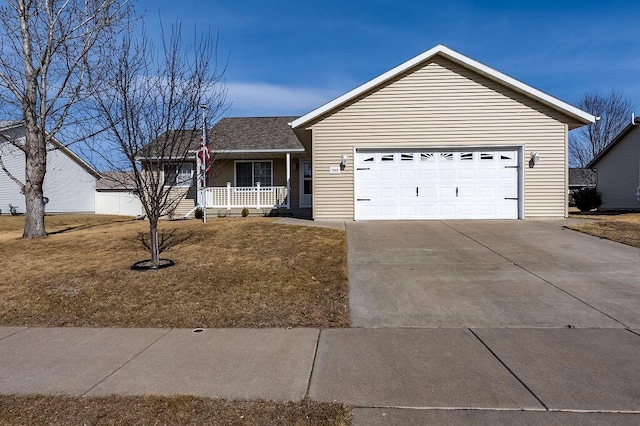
[
  {"left": 291, "top": 44, "right": 596, "bottom": 129},
  {"left": 211, "top": 148, "right": 305, "bottom": 154}
]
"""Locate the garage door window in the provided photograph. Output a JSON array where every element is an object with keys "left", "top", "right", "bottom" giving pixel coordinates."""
[
  {"left": 460, "top": 152, "right": 473, "bottom": 161},
  {"left": 481, "top": 153, "right": 494, "bottom": 160},
  {"left": 440, "top": 153, "right": 454, "bottom": 161},
  {"left": 420, "top": 153, "right": 435, "bottom": 162},
  {"left": 500, "top": 153, "right": 514, "bottom": 161}
]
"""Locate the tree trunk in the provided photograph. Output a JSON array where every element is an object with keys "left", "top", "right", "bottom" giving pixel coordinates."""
[
  {"left": 149, "top": 220, "right": 160, "bottom": 266},
  {"left": 23, "top": 183, "right": 46, "bottom": 238},
  {"left": 22, "top": 130, "right": 47, "bottom": 239}
]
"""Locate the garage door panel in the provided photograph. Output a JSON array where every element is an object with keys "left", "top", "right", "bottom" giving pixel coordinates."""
[
  {"left": 459, "top": 169, "right": 476, "bottom": 180},
  {"left": 398, "top": 187, "right": 416, "bottom": 198},
  {"left": 440, "top": 187, "right": 456, "bottom": 198},
  {"left": 380, "top": 170, "right": 396, "bottom": 180},
  {"left": 355, "top": 148, "right": 520, "bottom": 220},
  {"left": 418, "top": 187, "right": 436, "bottom": 198},
  {"left": 439, "top": 170, "right": 455, "bottom": 180},
  {"left": 419, "top": 169, "right": 436, "bottom": 179}
]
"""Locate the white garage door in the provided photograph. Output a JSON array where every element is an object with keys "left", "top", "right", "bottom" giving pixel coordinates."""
[{"left": 355, "top": 149, "right": 520, "bottom": 220}]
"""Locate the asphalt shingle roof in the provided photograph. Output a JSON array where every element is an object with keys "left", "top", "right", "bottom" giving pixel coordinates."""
[
  {"left": 138, "top": 116, "right": 303, "bottom": 158},
  {"left": 211, "top": 116, "right": 302, "bottom": 151}
]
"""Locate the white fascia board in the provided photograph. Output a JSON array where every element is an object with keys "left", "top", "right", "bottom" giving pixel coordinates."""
[
  {"left": 187, "top": 148, "right": 305, "bottom": 154},
  {"left": 291, "top": 44, "right": 595, "bottom": 129}
]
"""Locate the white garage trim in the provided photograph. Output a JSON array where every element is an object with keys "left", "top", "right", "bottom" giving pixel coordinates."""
[{"left": 354, "top": 146, "right": 524, "bottom": 220}]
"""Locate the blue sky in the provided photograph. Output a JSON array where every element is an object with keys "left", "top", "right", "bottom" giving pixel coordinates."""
[{"left": 137, "top": 0, "right": 640, "bottom": 118}]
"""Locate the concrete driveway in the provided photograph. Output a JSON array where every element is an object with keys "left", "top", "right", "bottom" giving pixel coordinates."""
[{"left": 347, "top": 220, "right": 640, "bottom": 328}]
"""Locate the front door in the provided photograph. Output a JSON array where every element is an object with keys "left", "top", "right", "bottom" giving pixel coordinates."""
[{"left": 300, "top": 160, "right": 312, "bottom": 207}]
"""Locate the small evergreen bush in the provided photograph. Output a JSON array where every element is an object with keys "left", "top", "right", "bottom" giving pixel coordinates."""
[
  {"left": 241, "top": 207, "right": 249, "bottom": 217},
  {"left": 194, "top": 207, "right": 204, "bottom": 220},
  {"left": 573, "top": 187, "right": 602, "bottom": 212}
]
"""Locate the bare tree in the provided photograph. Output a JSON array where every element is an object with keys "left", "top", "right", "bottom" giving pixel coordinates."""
[
  {"left": 84, "top": 22, "right": 227, "bottom": 267},
  {"left": 569, "top": 90, "right": 635, "bottom": 167},
  {"left": 0, "top": 0, "right": 130, "bottom": 238}
]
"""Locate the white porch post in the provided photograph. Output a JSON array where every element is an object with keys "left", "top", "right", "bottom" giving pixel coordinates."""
[
  {"left": 256, "top": 182, "right": 261, "bottom": 209},
  {"left": 226, "top": 182, "right": 231, "bottom": 210},
  {"left": 285, "top": 152, "right": 291, "bottom": 209}
]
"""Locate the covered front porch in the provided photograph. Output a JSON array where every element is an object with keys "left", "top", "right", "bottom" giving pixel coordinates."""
[
  {"left": 196, "top": 151, "right": 312, "bottom": 214},
  {"left": 186, "top": 116, "right": 312, "bottom": 217}
]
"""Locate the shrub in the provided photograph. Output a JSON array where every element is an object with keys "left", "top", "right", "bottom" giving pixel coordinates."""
[
  {"left": 241, "top": 207, "right": 249, "bottom": 217},
  {"left": 573, "top": 187, "right": 602, "bottom": 212},
  {"left": 194, "top": 207, "right": 204, "bottom": 220}
]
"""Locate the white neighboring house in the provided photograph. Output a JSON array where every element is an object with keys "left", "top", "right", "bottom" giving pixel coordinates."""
[{"left": 0, "top": 120, "right": 100, "bottom": 215}]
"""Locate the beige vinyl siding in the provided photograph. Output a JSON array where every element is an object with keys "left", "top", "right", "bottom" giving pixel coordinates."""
[
  {"left": 149, "top": 161, "right": 196, "bottom": 218},
  {"left": 594, "top": 126, "right": 640, "bottom": 210},
  {"left": 210, "top": 156, "right": 304, "bottom": 209},
  {"left": 210, "top": 158, "right": 287, "bottom": 187},
  {"left": 170, "top": 186, "right": 194, "bottom": 217},
  {"left": 309, "top": 56, "right": 573, "bottom": 220}
]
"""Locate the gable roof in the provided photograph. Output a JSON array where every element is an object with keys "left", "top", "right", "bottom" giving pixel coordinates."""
[
  {"left": 0, "top": 121, "right": 101, "bottom": 178},
  {"left": 212, "top": 116, "right": 304, "bottom": 152},
  {"left": 291, "top": 44, "right": 596, "bottom": 129},
  {"left": 586, "top": 116, "right": 640, "bottom": 168}
]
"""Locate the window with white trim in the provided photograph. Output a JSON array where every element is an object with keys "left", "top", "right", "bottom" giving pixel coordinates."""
[
  {"left": 163, "top": 163, "right": 193, "bottom": 187},
  {"left": 235, "top": 161, "right": 273, "bottom": 187}
]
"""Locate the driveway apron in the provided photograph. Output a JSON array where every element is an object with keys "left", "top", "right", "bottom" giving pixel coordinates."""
[{"left": 347, "top": 220, "right": 636, "bottom": 328}]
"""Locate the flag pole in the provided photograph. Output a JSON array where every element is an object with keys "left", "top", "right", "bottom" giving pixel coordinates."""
[{"left": 200, "top": 104, "right": 207, "bottom": 223}]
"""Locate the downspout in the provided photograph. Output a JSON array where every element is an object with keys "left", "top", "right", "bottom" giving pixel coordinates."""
[{"left": 634, "top": 113, "right": 640, "bottom": 204}]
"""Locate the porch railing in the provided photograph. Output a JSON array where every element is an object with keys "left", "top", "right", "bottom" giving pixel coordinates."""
[{"left": 204, "top": 183, "right": 288, "bottom": 209}]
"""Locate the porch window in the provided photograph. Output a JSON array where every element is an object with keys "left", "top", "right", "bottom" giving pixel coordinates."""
[
  {"left": 235, "top": 161, "right": 273, "bottom": 187},
  {"left": 163, "top": 163, "right": 193, "bottom": 187}
]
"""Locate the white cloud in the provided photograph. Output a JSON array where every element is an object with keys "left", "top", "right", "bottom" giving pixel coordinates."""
[{"left": 225, "top": 81, "right": 340, "bottom": 117}]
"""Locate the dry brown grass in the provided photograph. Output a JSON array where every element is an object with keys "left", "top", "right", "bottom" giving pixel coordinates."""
[
  {"left": 0, "top": 395, "right": 352, "bottom": 425},
  {"left": 0, "top": 215, "right": 349, "bottom": 328},
  {"left": 566, "top": 212, "right": 640, "bottom": 249},
  {"left": 569, "top": 211, "right": 640, "bottom": 224}
]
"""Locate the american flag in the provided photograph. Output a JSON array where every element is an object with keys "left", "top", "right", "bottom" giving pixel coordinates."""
[{"left": 197, "top": 120, "right": 210, "bottom": 187}]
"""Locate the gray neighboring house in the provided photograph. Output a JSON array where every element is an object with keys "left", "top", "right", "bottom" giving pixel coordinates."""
[
  {"left": 586, "top": 116, "right": 640, "bottom": 210},
  {"left": 0, "top": 120, "right": 100, "bottom": 215}
]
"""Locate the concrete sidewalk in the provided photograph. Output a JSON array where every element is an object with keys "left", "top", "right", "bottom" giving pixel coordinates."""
[{"left": 1, "top": 326, "right": 639, "bottom": 424}]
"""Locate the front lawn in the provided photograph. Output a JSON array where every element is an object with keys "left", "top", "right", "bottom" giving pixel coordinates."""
[
  {"left": 0, "top": 215, "right": 349, "bottom": 328},
  {"left": 566, "top": 212, "right": 640, "bottom": 249},
  {"left": 0, "top": 395, "right": 351, "bottom": 425}
]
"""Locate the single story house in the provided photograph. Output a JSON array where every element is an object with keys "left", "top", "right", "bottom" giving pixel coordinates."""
[
  {"left": 166, "top": 45, "right": 596, "bottom": 220},
  {"left": 0, "top": 120, "right": 100, "bottom": 215},
  {"left": 586, "top": 115, "right": 640, "bottom": 210}
]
